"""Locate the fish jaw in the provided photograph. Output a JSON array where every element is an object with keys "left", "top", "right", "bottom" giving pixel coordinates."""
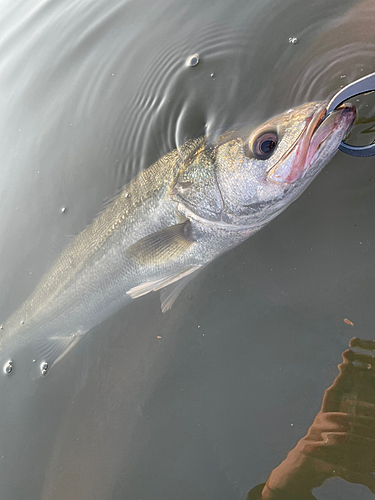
[{"left": 267, "top": 103, "right": 356, "bottom": 184}]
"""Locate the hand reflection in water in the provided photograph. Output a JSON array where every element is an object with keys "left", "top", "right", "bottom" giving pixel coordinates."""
[{"left": 247, "top": 337, "right": 375, "bottom": 499}]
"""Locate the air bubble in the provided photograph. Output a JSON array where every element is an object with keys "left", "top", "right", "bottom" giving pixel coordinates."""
[
  {"left": 21, "top": 320, "right": 24, "bottom": 325},
  {"left": 288, "top": 37, "right": 298, "bottom": 44},
  {"left": 0, "top": 325, "right": 3, "bottom": 330},
  {"left": 61, "top": 207, "right": 67, "bottom": 213},
  {"left": 41, "top": 362, "right": 48, "bottom": 375},
  {"left": 125, "top": 193, "right": 130, "bottom": 198},
  {"left": 186, "top": 54, "right": 199, "bottom": 67},
  {"left": 4, "top": 360, "right": 13, "bottom": 374}
]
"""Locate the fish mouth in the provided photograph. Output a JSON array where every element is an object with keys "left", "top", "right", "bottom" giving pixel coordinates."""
[{"left": 267, "top": 103, "right": 356, "bottom": 184}]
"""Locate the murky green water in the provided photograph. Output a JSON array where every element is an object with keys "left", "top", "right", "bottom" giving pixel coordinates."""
[{"left": 0, "top": 0, "right": 374, "bottom": 498}]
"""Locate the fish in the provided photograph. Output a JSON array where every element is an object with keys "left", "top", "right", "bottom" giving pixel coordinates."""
[{"left": 0, "top": 101, "right": 355, "bottom": 375}]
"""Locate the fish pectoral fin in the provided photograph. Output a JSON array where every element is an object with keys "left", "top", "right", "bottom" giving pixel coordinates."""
[
  {"left": 35, "top": 332, "right": 85, "bottom": 375},
  {"left": 126, "top": 266, "right": 200, "bottom": 308},
  {"left": 126, "top": 220, "right": 195, "bottom": 265},
  {"left": 159, "top": 266, "right": 203, "bottom": 312}
]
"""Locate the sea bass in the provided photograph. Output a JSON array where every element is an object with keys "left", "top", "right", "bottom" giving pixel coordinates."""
[{"left": 0, "top": 101, "right": 355, "bottom": 375}]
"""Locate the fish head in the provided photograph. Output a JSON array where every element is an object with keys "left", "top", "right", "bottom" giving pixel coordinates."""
[
  {"left": 171, "top": 101, "right": 355, "bottom": 229},
  {"left": 214, "top": 101, "right": 356, "bottom": 227}
]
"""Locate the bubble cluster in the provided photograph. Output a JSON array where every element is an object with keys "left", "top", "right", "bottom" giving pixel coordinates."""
[{"left": 41, "top": 362, "right": 48, "bottom": 375}]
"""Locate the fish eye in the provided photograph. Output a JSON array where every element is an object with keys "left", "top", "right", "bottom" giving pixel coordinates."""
[{"left": 250, "top": 131, "right": 278, "bottom": 160}]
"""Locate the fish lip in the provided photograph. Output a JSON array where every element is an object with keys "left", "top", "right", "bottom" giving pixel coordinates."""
[
  {"left": 305, "top": 103, "right": 356, "bottom": 165},
  {"left": 267, "top": 103, "right": 356, "bottom": 184},
  {"left": 266, "top": 103, "right": 327, "bottom": 183}
]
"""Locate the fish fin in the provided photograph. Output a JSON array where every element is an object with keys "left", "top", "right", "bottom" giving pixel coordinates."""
[
  {"left": 126, "top": 266, "right": 200, "bottom": 303},
  {"left": 34, "top": 333, "right": 84, "bottom": 375},
  {"left": 126, "top": 220, "right": 195, "bottom": 265},
  {"left": 159, "top": 266, "right": 202, "bottom": 312},
  {"left": 96, "top": 184, "right": 128, "bottom": 216}
]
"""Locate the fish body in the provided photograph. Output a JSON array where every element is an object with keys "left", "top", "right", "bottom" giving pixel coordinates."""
[{"left": 0, "top": 101, "right": 355, "bottom": 374}]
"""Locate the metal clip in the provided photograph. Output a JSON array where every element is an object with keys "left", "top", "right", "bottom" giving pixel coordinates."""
[{"left": 326, "top": 71, "right": 375, "bottom": 157}]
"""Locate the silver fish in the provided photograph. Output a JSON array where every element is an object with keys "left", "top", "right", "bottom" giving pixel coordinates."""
[{"left": 0, "top": 101, "right": 355, "bottom": 374}]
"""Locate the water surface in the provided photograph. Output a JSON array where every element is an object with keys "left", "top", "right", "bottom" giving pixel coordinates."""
[{"left": 0, "top": 0, "right": 375, "bottom": 498}]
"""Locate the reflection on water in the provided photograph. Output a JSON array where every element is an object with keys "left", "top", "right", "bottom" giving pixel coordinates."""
[
  {"left": 0, "top": 0, "right": 375, "bottom": 498},
  {"left": 346, "top": 91, "right": 375, "bottom": 147},
  {"left": 246, "top": 337, "right": 375, "bottom": 498}
]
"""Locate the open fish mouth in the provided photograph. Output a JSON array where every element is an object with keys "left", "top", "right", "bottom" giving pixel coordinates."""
[{"left": 267, "top": 102, "right": 356, "bottom": 184}]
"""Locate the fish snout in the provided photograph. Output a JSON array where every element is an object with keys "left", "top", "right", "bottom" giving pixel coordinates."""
[{"left": 267, "top": 102, "right": 356, "bottom": 184}]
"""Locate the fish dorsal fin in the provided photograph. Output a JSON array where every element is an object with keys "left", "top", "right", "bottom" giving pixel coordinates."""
[
  {"left": 159, "top": 266, "right": 202, "bottom": 312},
  {"left": 96, "top": 184, "right": 128, "bottom": 216},
  {"left": 126, "top": 266, "right": 200, "bottom": 307},
  {"left": 126, "top": 221, "right": 195, "bottom": 266}
]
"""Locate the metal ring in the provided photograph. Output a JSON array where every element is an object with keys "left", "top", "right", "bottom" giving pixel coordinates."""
[{"left": 326, "top": 71, "right": 375, "bottom": 157}]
